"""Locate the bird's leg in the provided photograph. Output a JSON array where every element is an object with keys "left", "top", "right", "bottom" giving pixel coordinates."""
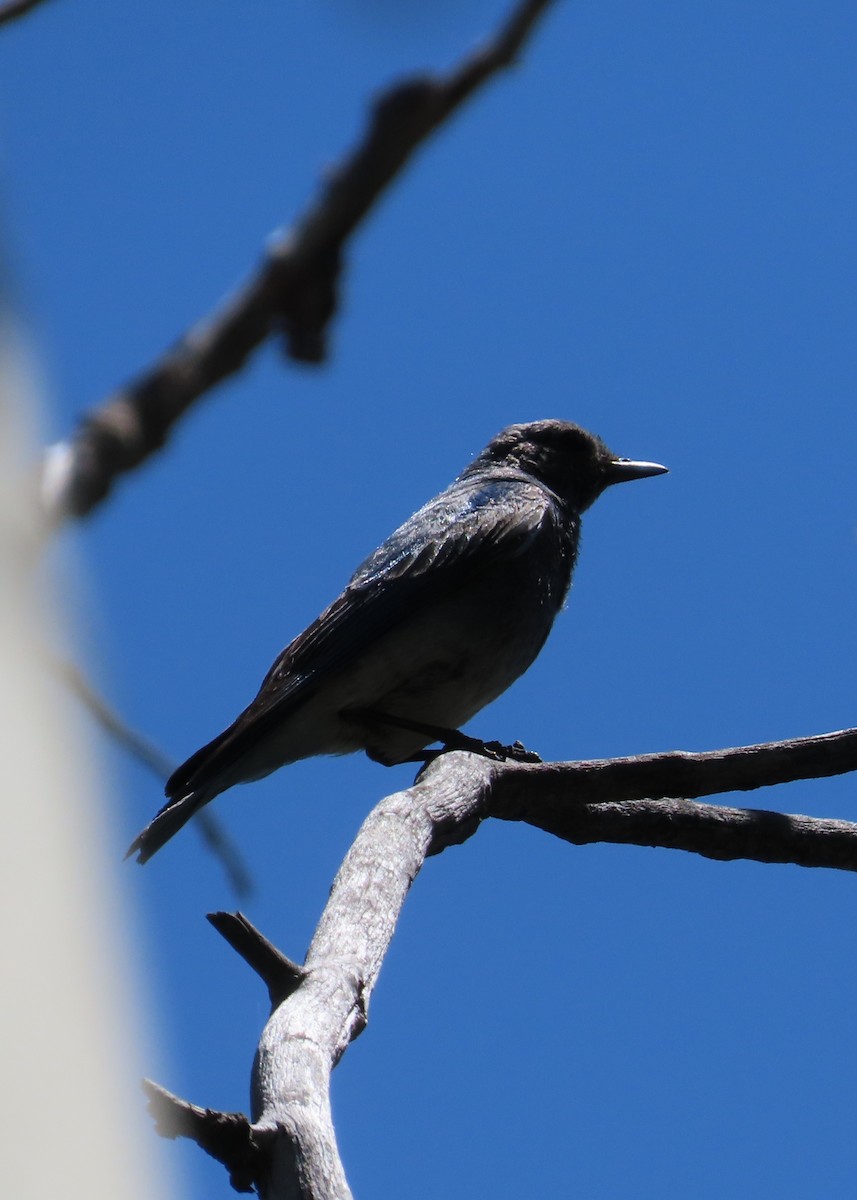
[
  {"left": 348, "top": 708, "right": 542, "bottom": 765},
  {"left": 349, "top": 707, "right": 500, "bottom": 759}
]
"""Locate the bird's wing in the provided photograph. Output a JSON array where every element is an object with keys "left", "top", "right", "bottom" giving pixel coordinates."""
[
  {"left": 166, "top": 474, "right": 559, "bottom": 797},
  {"left": 258, "top": 473, "right": 558, "bottom": 700}
]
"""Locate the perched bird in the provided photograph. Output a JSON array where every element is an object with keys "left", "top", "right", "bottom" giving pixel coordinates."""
[{"left": 128, "top": 420, "right": 666, "bottom": 863}]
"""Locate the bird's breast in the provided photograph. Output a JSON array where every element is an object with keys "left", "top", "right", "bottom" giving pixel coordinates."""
[{"left": 340, "top": 550, "right": 569, "bottom": 764}]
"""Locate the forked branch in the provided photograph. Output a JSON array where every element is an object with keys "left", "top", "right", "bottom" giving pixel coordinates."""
[{"left": 144, "top": 726, "right": 857, "bottom": 1198}]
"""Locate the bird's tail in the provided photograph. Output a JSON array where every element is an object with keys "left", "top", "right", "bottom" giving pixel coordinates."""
[
  {"left": 127, "top": 722, "right": 242, "bottom": 864},
  {"left": 125, "top": 787, "right": 212, "bottom": 864}
]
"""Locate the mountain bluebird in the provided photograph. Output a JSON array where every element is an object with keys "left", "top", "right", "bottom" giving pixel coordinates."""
[{"left": 129, "top": 419, "right": 666, "bottom": 862}]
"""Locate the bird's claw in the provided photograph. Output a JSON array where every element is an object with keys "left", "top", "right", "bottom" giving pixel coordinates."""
[
  {"left": 414, "top": 733, "right": 541, "bottom": 765},
  {"left": 426, "top": 729, "right": 541, "bottom": 763},
  {"left": 480, "top": 738, "right": 542, "bottom": 764},
  {"left": 351, "top": 708, "right": 541, "bottom": 766}
]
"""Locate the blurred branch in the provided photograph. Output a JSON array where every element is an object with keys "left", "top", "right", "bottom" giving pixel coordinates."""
[
  {"left": 0, "top": 0, "right": 53, "bottom": 27},
  {"left": 143, "top": 727, "right": 857, "bottom": 1198},
  {"left": 39, "top": 0, "right": 557, "bottom": 524},
  {"left": 59, "top": 660, "right": 252, "bottom": 896},
  {"left": 58, "top": 659, "right": 175, "bottom": 779}
]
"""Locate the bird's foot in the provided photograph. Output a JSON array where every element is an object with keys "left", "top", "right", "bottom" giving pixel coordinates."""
[
  {"left": 428, "top": 729, "right": 542, "bottom": 764},
  {"left": 350, "top": 708, "right": 541, "bottom": 765},
  {"left": 480, "top": 739, "right": 542, "bottom": 764}
]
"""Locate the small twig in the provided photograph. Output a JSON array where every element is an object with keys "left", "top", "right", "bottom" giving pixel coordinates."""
[
  {"left": 58, "top": 659, "right": 252, "bottom": 895},
  {"left": 142, "top": 1080, "right": 269, "bottom": 1194},
  {"left": 207, "top": 911, "right": 306, "bottom": 1008},
  {"left": 0, "top": 0, "right": 53, "bottom": 28},
  {"left": 40, "top": 0, "right": 557, "bottom": 523}
]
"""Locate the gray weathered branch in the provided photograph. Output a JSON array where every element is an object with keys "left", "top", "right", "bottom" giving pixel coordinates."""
[
  {"left": 40, "top": 0, "right": 557, "bottom": 525},
  {"left": 144, "top": 726, "right": 857, "bottom": 1197},
  {"left": 492, "top": 726, "right": 857, "bottom": 869}
]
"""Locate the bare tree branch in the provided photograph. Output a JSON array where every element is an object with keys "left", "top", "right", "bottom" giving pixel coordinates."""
[
  {"left": 0, "top": 0, "right": 53, "bottom": 28},
  {"left": 143, "top": 728, "right": 857, "bottom": 1198},
  {"left": 489, "top": 727, "right": 857, "bottom": 867},
  {"left": 39, "top": 0, "right": 557, "bottom": 525},
  {"left": 495, "top": 726, "right": 857, "bottom": 808},
  {"left": 520, "top": 795, "right": 857, "bottom": 869}
]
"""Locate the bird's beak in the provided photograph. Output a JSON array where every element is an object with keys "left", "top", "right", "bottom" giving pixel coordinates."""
[{"left": 607, "top": 458, "right": 669, "bottom": 485}]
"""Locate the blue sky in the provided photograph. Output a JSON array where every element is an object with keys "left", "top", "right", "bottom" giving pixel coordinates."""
[{"left": 3, "top": 1, "right": 857, "bottom": 1196}]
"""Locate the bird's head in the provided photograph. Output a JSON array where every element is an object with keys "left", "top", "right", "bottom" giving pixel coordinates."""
[{"left": 472, "top": 419, "right": 667, "bottom": 512}]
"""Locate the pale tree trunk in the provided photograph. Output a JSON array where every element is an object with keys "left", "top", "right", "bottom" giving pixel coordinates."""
[{"left": 0, "top": 310, "right": 173, "bottom": 1200}]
